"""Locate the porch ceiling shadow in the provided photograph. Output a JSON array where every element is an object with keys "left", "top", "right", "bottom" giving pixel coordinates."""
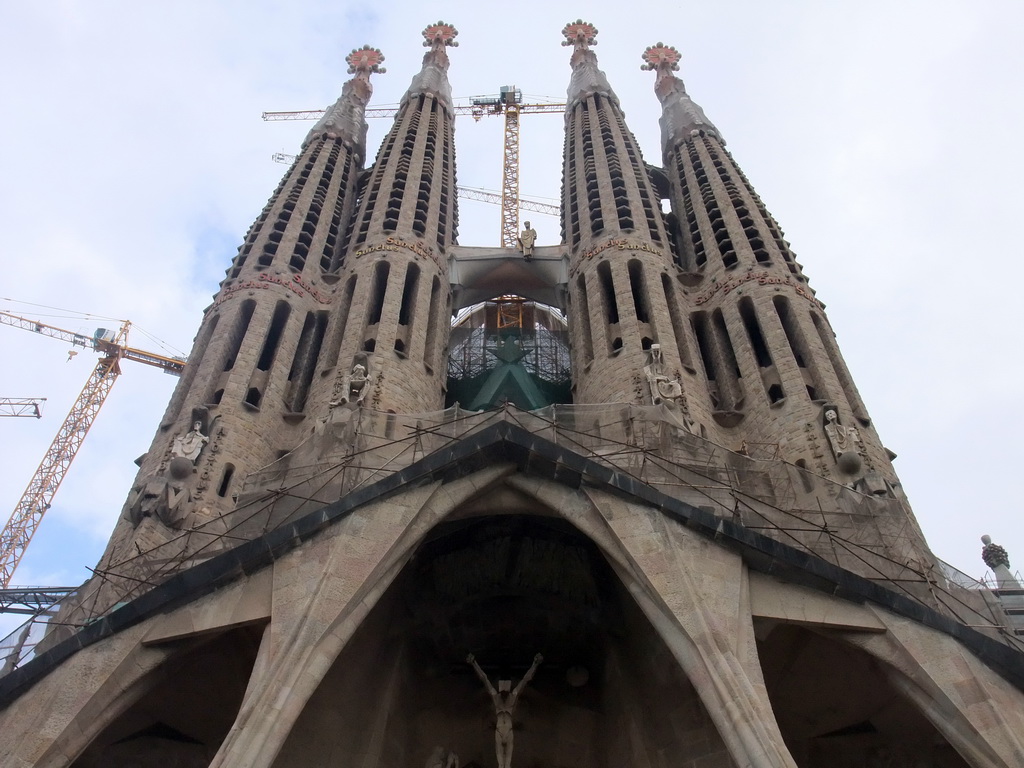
[{"left": 448, "top": 245, "right": 568, "bottom": 311}]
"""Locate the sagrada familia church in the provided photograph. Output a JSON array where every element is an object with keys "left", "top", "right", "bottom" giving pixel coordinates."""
[{"left": 2, "top": 19, "right": 1023, "bottom": 768}]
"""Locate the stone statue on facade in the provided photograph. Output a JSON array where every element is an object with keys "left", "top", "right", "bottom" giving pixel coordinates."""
[
  {"left": 822, "top": 405, "right": 862, "bottom": 474},
  {"left": 467, "top": 652, "right": 543, "bottom": 768},
  {"left": 643, "top": 344, "right": 684, "bottom": 407},
  {"left": 126, "top": 474, "right": 190, "bottom": 529},
  {"left": 331, "top": 355, "right": 370, "bottom": 408},
  {"left": 518, "top": 221, "right": 537, "bottom": 260},
  {"left": 171, "top": 420, "right": 209, "bottom": 463}
]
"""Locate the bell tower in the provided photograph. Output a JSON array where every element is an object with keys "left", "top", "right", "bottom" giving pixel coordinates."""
[
  {"left": 561, "top": 22, "right": 698, "bottom": 426},
  {"left": 316, "top": 22, "right": 459, "bottom": 417},
  {"left": 646, "top": 43, "right": 901, "bottom": 490},
  {"left": 96, "top": 44, "right": 379, "bottom": 565}
]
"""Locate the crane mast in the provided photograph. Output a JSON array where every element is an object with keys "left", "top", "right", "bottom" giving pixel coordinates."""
[{"left": 0, "top": 311, "right": 185, "bottom": 587}]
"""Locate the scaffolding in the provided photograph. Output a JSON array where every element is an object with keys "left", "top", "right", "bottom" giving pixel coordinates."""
[
  {"left": 447, "top": 298, "right": 571, "bottom": 408},
  {"left": 3, "top": 403, "right": 1022, "bottom": 678}
]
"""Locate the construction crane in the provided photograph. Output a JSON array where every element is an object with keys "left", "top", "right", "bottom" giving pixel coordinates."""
[
  {"left": 0, "top": 311, "right": 186, "bottom": 587},
  {"left": 0, "top": 398, "right": 46, "bottom": 418},
  {"left": 263, "top": 86, "right": 565, "bottom": 247},
  {"left": 456, "top": 185, "right": 559, "bottom": 218}
]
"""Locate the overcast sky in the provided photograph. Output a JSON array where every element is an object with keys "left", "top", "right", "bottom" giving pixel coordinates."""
[{"left": 1, "top": 1, "right": 1022, "bottom": 601}]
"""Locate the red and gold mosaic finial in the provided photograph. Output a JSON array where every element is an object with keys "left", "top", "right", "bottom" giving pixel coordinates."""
[
  {"left": 422, "top": 21, "right": 459, "bottom": 49},
  {"left": 561, "top": 20, "right": 598, "bottom": 51},
  {"left": 346, "top": 45, "right": 386, "bottom": 78},
  {"left": 640, "top": 43, "right": 681, "bottom": 73}
]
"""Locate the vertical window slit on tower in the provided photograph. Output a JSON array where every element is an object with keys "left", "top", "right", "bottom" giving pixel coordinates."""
[
  {"left": 368, "top": 261, "right": 390, "bottom": 325},
  {"left": 384, "top": 105, "right": 421, "bottom": 232},
  {"left": 739, "top": 298, "right": 773, "bottom": 368},
  {"left": 692, "top": 311, "right": 719, "bottom": 391},
  {"left": 437, "top": 114, "right": 454, "bottom": 250},
  {"left": 233, "top": 160, "right": 300, "bottom": 276},
  {"left": 286, "top": 310, "right": 329, "bottom": 412},
  {"left": 740, "top": 297, "right": 784, "bottom": 404},
  {"left": 259, "top": 144, "right": 322, "bottom": 269},
  {"left": 424, "top": 276, "right": 441, "bottom": 371},
  {"left": 774, "top": 296, "right": 825, "bottom": 402},
  {"left": 627, "top": 260, "right": 650, "bottom": 324},
  {"left": 221, "top": 300, "right": 256, "bottom": 372},
  {"left": 660, "top": 273, "right": 693, "bottom": 369},
  {"left": 674, "top": 152, "right": 705, "bottom": 270},
  {"left": 399, "top": 263, "right": 420, "bottom": 327},
  {"left": 688, "top": 141, "right": 735, "bottom": 269},
  {"left": 414, "top": 101, "right": 438, "bottom": 236},
  {"left": 256, "top": 301, "right": 292, "bottom": 372},
  {"left": 692, "top": 310, "right": 743, "bottom": 410},
  {"left": 614, "top": 108, "right": 662, "bottom": 243},
  {"left": 581, "top": 102, "right": 604, "bottom": 236},
  {"left": 598, "top": 104, "right": 633, "bottom": 232},
  {"left": 321, "top": 147, "right": 352, "bottom": 272},
  {"left": 216, "top": 464, "right": 236, "bottom": 498},
  {"left": 597, "top": 261, "right": 619, "bottom": 325},
  {"left": 711, "top": 308, "right": 743, "bottom": 406},
  {"left": 323, "top": 275, "right": 358, "bottom": 370},
  {"left": 576, "top": 274, "right": 595, "bottom": 364}
]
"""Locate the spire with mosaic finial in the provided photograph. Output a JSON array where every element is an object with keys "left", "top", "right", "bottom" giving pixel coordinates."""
[
  {"left": 403, "top": 21, "right": 458, "bottom": 108},
  {"left": 562, "top": 20, "right": 616, "bottom": 107},
  {"left": 422, "top": 20, "right": 459, "bottom": 51},
  {"left": 346, "top": 44, "right": 386, "bottom": 80},
  {"left": 561, "top": 19, "right": 598, "bottom": 52},
  {"left": 641, "top": 41, "right": 720, "bottom": 145},
  {"left": 304, "top": 44, "right": 385, "bottom": 148}
]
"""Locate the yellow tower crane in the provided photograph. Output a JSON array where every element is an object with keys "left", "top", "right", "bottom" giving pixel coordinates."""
[
  {"left": 0, "top": 398, "right": 46, "bottom": 418},
  {"left": 263, "top": 86, "right": 565, "bottom": 248},
  {"left": 0, "top": 311, "right": 185, "bottom": 587}
]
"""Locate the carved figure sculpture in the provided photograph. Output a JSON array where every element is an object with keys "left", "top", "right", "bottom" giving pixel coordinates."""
[
  {"left": 643, "top": 344, "right": 683, "bottom": 406},
  {"left": 822, "top": 405, "right": 862, "bottom": 474},
  {"left": 126, "top": 474, "right": 190, "bottom": 529},
  {"left": 518, "top": 221, "right": 537, "bottom": 259},
  {"left": 331, "top": 359, "right": 370, "bottom": 408},
  {"left": 171, "top": 421, "right": 209, "bottom": 463},
  {"left": 467, "top": 653, "right": 543, "bottom": 768}
]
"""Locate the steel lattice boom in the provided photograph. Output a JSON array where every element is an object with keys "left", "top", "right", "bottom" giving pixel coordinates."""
[
  {"left": 0, "top": 398, "right": 45, "bottom": 418},
  {"left": 0, "top": 311, "right": 186, "bottom": 587},
  {"left": 0, "top": 586, "right": 76, "bottom": 615}
]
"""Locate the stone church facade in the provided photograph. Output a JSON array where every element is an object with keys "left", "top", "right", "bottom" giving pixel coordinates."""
[{"left": 2, "top": 20, "right": 1023, "bottom": 768}]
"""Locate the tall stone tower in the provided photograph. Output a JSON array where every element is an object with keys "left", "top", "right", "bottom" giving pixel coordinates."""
[{"left": 2, "top": 20, "right": 1023, "bottom": 768}]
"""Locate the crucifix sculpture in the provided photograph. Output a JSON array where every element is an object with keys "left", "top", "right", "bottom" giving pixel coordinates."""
[{"left": 466, "top": 653, "right": 543, "bottom": 768}]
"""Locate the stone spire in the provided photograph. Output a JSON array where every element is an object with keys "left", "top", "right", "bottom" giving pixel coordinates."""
[
  {"left": 561, "top": 20, "right": 617, "bottom": 108},
  {"left": 403, "top": 20, "right": 458, "bottom": 109},
  {"left": 640, "top": 43, "right": 721, "bottom": 149},
  {"left": 304, "top": 45, "right": 385, "bottom": 149}
]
